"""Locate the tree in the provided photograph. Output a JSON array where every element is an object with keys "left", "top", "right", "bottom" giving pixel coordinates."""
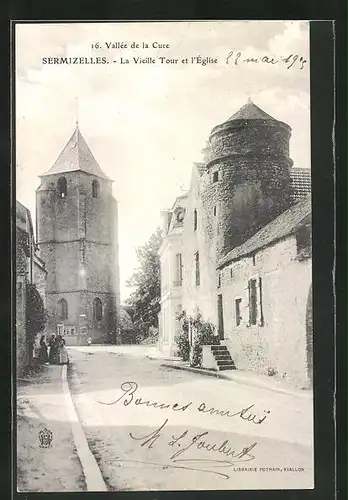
[
  {"left": 26, "top": 283, "right": 47, "bottom": 365},
  {"left": 26, "top": 283, "right": 46, "bottom": 336},
  {"left": 126, "top": 228, "right": 163, "bottom": 339}
]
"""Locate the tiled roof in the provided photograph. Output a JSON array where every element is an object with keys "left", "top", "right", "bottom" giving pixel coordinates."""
[
  {"left": 227, "top": 99, "right": 278, "bottom": 122},
  {"left": 291, "top": 167, "right": 311, "bottom": 202},
  {"left": 40, "top": 125, "right": 110, "bottom": 180},
  {"left": 218, "top": 194, "right": 312, "bottom": 268}
]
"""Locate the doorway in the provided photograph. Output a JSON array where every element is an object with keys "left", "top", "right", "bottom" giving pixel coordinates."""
[{"left": 217, "top": 294, "right": 224, "bottom": 340}]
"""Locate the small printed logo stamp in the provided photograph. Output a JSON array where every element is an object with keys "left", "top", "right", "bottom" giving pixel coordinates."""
[{"left": 38, "top": 427, "right": 53, "bottom": 448}]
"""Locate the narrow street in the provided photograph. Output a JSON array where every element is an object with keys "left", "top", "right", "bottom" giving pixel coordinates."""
[
  {"left": 67, "top": 346, "right": 314, "bottom": 491},
  {"left": 17, "top": 365, "right": 86, "bottom": 492}
]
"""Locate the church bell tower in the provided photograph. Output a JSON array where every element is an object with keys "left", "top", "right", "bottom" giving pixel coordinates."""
[{"left": 36, "top": 124, "right": 120, "bottom": 344}]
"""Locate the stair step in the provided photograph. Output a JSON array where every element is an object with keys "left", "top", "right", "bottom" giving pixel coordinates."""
[
  {"left": 216, "top": 360, "right": 234, "bottom": 366},
  {"left": 208, "top": 344, "right": 236, "bottom": 371},
  {"left": 211, "top": 345, "right": 228, "bottom": 351},
  {"left": 214, "top": 354, "right": 232, "bottom": 361}
]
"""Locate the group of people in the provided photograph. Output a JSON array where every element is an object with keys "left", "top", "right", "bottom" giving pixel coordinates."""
[{"left": 38, "top": 333, "right": 69, "bottom": 365}]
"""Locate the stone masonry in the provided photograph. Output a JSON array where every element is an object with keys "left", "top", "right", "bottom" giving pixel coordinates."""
[{"left": 36, "top": 125, "right": 120, "bottom": 344}]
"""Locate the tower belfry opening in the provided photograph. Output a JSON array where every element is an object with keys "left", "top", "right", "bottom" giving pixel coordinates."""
[{"left": 57, "top": 177, "right": 67, "bottom": 198}]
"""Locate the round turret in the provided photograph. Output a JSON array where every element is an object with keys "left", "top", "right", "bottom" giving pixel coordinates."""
[
  {"left": 200, "top": 99, "right": 293, "bottom": 259},
  {"left": 208, "top": 99, "right": 292, "bottom": 167}
]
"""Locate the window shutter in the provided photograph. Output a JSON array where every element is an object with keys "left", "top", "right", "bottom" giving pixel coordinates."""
[
  {"left": 259, "top": 277, "right": 264, "bottom": 326},
  {"left": 247, "top": 280, "right": 252, "bottom": 325}
]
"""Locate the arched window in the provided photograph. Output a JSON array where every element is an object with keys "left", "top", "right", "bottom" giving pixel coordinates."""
[
  {"left": 92, "top": 180, "right": 100, "bottom": 198},
  {"left": 93, "top": 297, "right": 103, "bottom": 321},
  {"left": 57, "top": 298, "right": 68, "bottom": 320},
  {"left": 57, "top": 177, "right": 67, "bottom": 198}
]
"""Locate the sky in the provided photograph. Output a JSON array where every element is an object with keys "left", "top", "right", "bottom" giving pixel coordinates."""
[{"left": 15, "top": 21, "right": 311, "bottom": 301}]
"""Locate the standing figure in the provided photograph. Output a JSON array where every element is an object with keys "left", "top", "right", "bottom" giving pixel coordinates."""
[
  {"left": 38, "top": 335, "right": 49, "bottom": 364},
  {"left": 48, "top": 334, "right": 58, "bottom": 364},
  {"left": 57, "top": 335, "right": 69, "bottom": 365}
]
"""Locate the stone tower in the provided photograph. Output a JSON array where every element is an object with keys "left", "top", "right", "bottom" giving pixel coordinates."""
[
  {"left": 36, "top": 124, "right": 120, "bottom": 345},
  {"left": 200, "top": 99, "right": 293, "bottom": 261}
]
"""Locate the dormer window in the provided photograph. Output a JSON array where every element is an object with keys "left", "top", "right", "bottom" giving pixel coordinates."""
[
  {"left": 176, "top": 209, "right": 185, "bottom": 224},
  {"left": 92, "top": 180, "right": 100, "bottom": 198},
  {"left": 57, "top": 177, "right": 67, "bottom": 198}
]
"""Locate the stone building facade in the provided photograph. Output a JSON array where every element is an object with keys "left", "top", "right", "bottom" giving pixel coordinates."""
[
  {"left": 36, "top": 125, "right": 120, "bottom": 345},
  {"left": 159, "top": 194, "right": 187, "bottom": 356},
  {"left": 16, "top": 201, "right": 47, "bottom": 375},
  {"left": 217, "top": 195, "right": 312, "bottom": 387},
  {"left": 159, "top": 100, "right": 312, "bottom": 387}
]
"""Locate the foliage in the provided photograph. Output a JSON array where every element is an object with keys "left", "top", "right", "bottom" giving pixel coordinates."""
[
  {"left": 175, "top": 311, "right": 190, "bottom": 361},
  {"left": 26, "top": 283, "right": 47, "bottom": 339},
  {"left": 120, "top": 330, "right": 138, "bottom": 345},
  {"left": 126, "top": 228, "right": 163, "bottom": 339},
  {"left": 190, "top": 339, "right": 203, "bottom": 367},
  {"left": 107, "top": 306, "right": 118, "bottom": 344},
  {"left": 175, "top": 310, "right": 219, "bottom": 366},
  {"left": 140, "top": 327, "right": 159, "bottom": 345},
  {"left": 189, "top": 310, "right": 219, "bottom": 368}
]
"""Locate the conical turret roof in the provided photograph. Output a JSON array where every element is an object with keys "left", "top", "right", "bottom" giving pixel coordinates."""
[
  {"left": 227, "top": 98, "right": 277, "bottom": 121},
  {"left": 40, "top": 125, "right": 111, "bottom": 180}
]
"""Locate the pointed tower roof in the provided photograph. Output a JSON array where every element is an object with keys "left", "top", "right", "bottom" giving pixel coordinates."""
[
  {"left": 210, "top": 98, "right": 290, "bottom": 140},
  {"left": 228, "top": 98, "right": 277, "bottom": 121},
  {"left": 40, "top": 125, "right": 111, "bottom": 180}
]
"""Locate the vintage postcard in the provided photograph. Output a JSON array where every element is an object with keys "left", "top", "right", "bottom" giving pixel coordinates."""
[{"left": 15, "top": 21, "right": 314, "bottom": 491}]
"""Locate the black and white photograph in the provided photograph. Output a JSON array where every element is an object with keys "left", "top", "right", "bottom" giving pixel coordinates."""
[{"left": 15, "top": 20, "right": 314, "bottom": 492}]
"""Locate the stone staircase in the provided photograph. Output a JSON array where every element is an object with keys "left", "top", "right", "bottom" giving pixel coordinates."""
[{"left": 210, "top": 345, "right": 236, "bottom": 371}]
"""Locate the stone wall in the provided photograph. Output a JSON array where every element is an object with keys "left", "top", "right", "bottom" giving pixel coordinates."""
[
  {"left": 219, "top": 235, "right": 312, "bottom": 387},
  {"left": 33, "top": 259, "right": 47, "bottom": 308},
  {"left": 182, "top": 166, "right": 218, "bottom": 323},
  {"left": 209, "top": 119, "right": 291, "bottom": 159},
  {"left": 202, "top": 119, "right": 293, "bottom": 259},
  {"left": 16, "top": 240, "right": 28, "bottom": 377},
  {"left": 16, "top": 202, "right": 48, "bottom": 373},
  {"left": 36, "top": 170, "right": 119, "bottom": 342}
]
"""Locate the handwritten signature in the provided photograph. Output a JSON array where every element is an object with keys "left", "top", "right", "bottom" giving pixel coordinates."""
[
  {"left": 226, "top": 50, "right": 307, "bottom": 70},
  {"left": 97, "top": 381, "right": 270, "bottom": 425},
  {"left": 105, "top": 418, "right": 257, "bottom": 479}
]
